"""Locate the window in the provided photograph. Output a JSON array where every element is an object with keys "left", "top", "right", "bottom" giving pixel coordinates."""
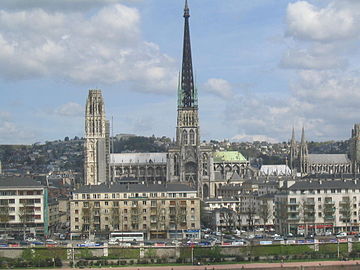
[
  {"left": 183, "top": 130, "right": 188, "bottom": 145},
  {"left": 143, "top": 209, "right": 147, "bottom": 213},
  {"left": 318, "top": 198, "right": 321, "bottom": 202},
  {"left": 143, "top": 216, "right": 147, "bottom": 221},
  {"left": 290, "top": 198, "right": 296, "bottom": 204},
  {"left": 75, "top": 217, "right": 79, "bottom": 222},
  {"left": 105, "top": 202, "right": 109, "bottom": 206},
  {"left": 75, "top": 209, "right": 79, "bottom": 214},
  {"left": 189, "top": 129, "right": 195, "bottom": 145},
  {"left": 191, "top": 200, "right": 195, "bottom": 205},
  {"left": 143, "top": 201, "right": 147, "bottom": 205},
  {"left": 124, "top": 209, "right": 128, "bottom": 214},
  {"left": 113, "top": 202, "right": 119, "bottom": 207},
  {"left": 105, "top": 194, "right": 109, "bottom": 199},
  {"left": 75, "top": 225, "right": 79, "bottom": 230},
  {"left": 191, "top": 223, "right": 195, "bottom": 228}
]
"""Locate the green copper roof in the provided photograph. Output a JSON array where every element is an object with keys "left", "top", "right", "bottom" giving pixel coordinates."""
[{"left": 213, "top": 151, "right": 247, "bottom": 163}]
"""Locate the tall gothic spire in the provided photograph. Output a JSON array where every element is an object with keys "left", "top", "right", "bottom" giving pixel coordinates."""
[
  {"left": 179, "top": 0, "right": 197, "bottom": 108},
  {"left": 290, "top": 127, "right": 295, "bottom": 144},
  {"left": 300, "top": 126, "right": 306, "bottom": 145}
]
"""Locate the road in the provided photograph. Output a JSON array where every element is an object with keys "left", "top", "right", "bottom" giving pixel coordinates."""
[{"left": 55, "top": 260, "right": 360, "bottom": 270}]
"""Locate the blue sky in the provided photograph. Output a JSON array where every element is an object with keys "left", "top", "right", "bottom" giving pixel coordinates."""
[{"left": 1, "top": 0, "right": 360, "bottom": 144}]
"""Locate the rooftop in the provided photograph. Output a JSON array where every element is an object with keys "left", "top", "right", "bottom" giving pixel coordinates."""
[
  {"left": 307, "top": 154, "right": 350, "bottom": 164},
  {"left": 74, "top": 183, "right": 197, "bottom": 194},
  {"left": 0, "top": 176, "right": 43, "bottom": 188},
  {"left": 213, "top": 151, "right": 247, "bottom": 163},
  {"left": 289, "top": 179, "right": 360, "bottom": 190},
  {"left": 110, "top": 153, "right": 167, "bottom": 164}
]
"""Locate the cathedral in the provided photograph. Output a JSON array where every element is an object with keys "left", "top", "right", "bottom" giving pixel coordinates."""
[
  {"left": 84, "top": 1, "right": 250, "bottom": 198},
  {"left": 289, "top": 125, "right": 360, "bottom": 176}
]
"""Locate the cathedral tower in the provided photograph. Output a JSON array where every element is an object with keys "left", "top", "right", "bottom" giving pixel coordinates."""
[
  {"left": 350, "top": 123, "right": 360, "bottom": 173},
  {"left": 84, "top": 90, "right": 110, "bottom": 185},
  {"left": 168, "top": 0, "right": 212, "bottom": 196},
  {"left": 298, "top": 126, "right": 308, "bottom": 175},
  {"left": 289, "top": 127, "right": 297, "bottom": 170}
]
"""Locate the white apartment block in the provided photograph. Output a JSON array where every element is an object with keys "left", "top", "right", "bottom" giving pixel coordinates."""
[
  {"left": 0, "top": 177, "right": 48, "bottom": 237},
  {"left": 275, "top": 179, "right": 360, "bottom": 235}
]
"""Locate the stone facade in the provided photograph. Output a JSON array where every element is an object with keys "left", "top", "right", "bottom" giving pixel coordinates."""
[
  {"left": 84, "top": 90, "right": 110, "bottom": 185},
  {"left": 290, "top": 126, "right": 356, "bottom": 176},
  {"left": 70, "top": 183, "right": 200, "bottom": 240}
]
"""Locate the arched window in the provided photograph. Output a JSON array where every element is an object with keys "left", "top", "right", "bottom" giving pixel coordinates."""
[
  {"left": 189, "top": 129, "right": 195, "bottom": 145},
  {"left": 202, "top": 153, "right": 208, "bottom": 176},
  {"left": 174, "top": 155, "right": 179, "bottom": 176},
  {"left": 183, "top": 130, "right": 188, "bottom": 145}
]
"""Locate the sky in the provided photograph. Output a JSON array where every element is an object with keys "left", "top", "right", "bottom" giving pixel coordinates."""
[{"left": 1, "top": 0, "right": 360, "bottom": 144}]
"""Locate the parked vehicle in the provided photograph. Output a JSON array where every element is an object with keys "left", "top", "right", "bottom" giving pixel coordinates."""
[{"left": 336, "top": 232, "right": 347, "bottom": 238}]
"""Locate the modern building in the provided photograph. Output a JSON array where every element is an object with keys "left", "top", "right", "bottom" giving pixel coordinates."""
[
  {"left": 0, "top": 176, "right": 48, "bottom": 237},
  {"left": 275, "top": 179, "right": 360, "bottom": 236},
  {"left": 70, "top": 183, "right": 200, "bottom": 240}
]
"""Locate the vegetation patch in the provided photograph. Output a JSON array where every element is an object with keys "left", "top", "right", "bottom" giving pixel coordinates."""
[{"left": 108, "top": 248, "right": 140, "bottom": 259}]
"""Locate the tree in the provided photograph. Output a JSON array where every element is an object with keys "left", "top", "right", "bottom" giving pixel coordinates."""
[
  {"left": 298, "top": 198, "right": 316, "bottom": 236},
  {"left": 340, "top": 197, "right": 352, "bottom": 232},
  {"left": 275, "top": 198, "right": 288, "bottom": 235},
  {"left": 245, "top": 197, "right": 256, "bottom": 232},
  {"left": 322, "top": 198, "right": 336, "bottom": 233},
  {"left": 110, "top": 206, "right": 121, "bottom": 231},
  {"left": 0, "top": 199, "right": 10, "bottom": 234},
  {"left": 222, "top": 208, "right": 236, "bottom": 232},
  {"left": 259, "top": 199, "right": 272, "bottom": 233},
  {"left": 19, "top": 199, "right": 35, "bottom": 240}
]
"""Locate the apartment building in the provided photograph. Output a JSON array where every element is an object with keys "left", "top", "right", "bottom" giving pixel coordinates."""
[
  {"left": 275, "top": 179, "right": 360, "bottom": 235},
  {"left": 0, "top": 176, "right": 48, "bottom": 237},
  {"left": 70, "top": 183, "right": 200, "bottom": 240}
]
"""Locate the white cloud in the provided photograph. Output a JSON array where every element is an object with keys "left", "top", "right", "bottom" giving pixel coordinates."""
[
  {"left": 0, "top": 4, "right": 177, "bottom": 94},
  {"left": 231, "top": 134, "right": 278, "bottom": 143},
  {"left": 203, "top": 78, "right": 234, "bottom": 99},
  {"left": 0, "top": 111, "right": 36, "bottom": 143},
  {"left": 0, "top": 0, "right": 140, "bottom": 11},
  {"left": 286, "top": 1, "right": 358, "bottom": 42},
  {"left": 54, "top": 102, "right": 83, "bottom": 117},
  {"left": 281, "top": 48, "right": 347, "bottom": 70}
]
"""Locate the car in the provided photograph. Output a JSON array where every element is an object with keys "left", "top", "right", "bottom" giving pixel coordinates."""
[
  {"left": 274, "top": 236, "right": 284, "bottom": 241},
  {"left": 325, "top": 231, "right": 332, "bottom": 236},
  {"left": 336, "top": 232, "right": 347, "bottom": 238},
  {"left": 25, "top": 237, "right": 37, "bottom": 242},
  {"left": 45, "top": 239, "right": 58, "bottom": 244}
]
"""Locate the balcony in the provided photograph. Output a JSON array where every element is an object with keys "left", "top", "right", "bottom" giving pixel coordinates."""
[{"left": 288, "top": 216, "right": 300, "bottom": 221}]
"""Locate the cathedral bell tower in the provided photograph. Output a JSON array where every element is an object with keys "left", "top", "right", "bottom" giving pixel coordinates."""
[
  {"left": 298, "top": 127, "right": 308, "bottom": 175},
  {"left": 84, "top": 90, "right": 110, "bottom": 185},
  {"left": 168, "top": 0, "right": 212, "bottom": 197}
]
